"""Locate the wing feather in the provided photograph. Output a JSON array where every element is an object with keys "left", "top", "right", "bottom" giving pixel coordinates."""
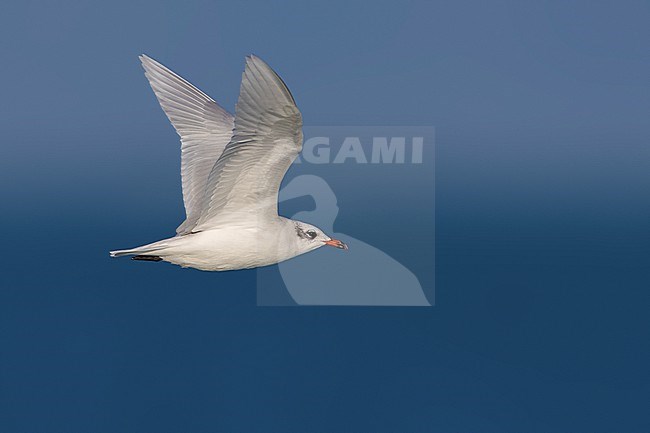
[
  {"left": 139, "top": 55, "right": 235, "bottom": 235},
  {"left": 191, "top": 55, "right": 303, "bottom": 231}
]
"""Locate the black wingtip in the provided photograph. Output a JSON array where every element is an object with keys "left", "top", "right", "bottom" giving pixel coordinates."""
[{"left": 132, "top": 255, "right": 163, "bottom": 262}]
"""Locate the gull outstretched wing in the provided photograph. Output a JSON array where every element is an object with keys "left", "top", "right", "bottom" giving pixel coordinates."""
[
  {"left": 191, "top": 55, "right": 303, "bottom": 231},
  {"left": 139, "top": 55, "right": 235, "bottom": 235}
]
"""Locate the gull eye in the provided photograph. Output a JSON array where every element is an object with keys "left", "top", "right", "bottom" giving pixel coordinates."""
[{"left": 306, "top": 230, "right": 317, "bottom": 239}]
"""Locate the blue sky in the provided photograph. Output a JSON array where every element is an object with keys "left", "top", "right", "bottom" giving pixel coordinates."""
[{"left": 0, "top": 1, "right": 649, "bottom": 431}]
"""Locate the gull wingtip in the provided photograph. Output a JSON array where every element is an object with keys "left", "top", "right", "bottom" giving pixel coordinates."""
[{"left": 139, "top": 53, "right": 158, "bottom": 66}]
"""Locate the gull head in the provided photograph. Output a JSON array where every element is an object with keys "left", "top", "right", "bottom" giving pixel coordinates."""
[{"left": 293, "top": 221, "right": 348, "bottom": 253}]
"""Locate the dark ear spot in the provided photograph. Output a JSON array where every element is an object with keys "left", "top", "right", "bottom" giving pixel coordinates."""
[{"left": 294, "top": 223, "right": 310, "bottom": 239}]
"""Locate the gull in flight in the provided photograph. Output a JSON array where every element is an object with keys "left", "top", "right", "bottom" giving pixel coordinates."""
[{"left": 110, "top": 55, "right": 347, "bottom": 271}]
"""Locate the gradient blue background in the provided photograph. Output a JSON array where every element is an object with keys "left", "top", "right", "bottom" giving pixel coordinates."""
[{"left": 1, "top": 1, "right": 648, "bottom": 431}]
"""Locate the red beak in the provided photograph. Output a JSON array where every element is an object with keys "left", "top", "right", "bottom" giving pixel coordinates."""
[{"left": 323, "top": 238, "right": 348, "bottom": 250}]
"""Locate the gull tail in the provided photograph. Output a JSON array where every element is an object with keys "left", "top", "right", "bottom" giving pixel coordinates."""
[
  {"left": 110, "top": 248, "right": 142, "bottom": 258},
  {"left": 109, "top": 249, "right": 161, "bottom": 262},
  {"left": 109, "top": 239, "right": 171, "bottom": 260}
]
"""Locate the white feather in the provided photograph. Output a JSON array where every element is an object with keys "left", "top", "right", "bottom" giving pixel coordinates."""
[
  {"left": 139, "top": 55, "right": 235, "bottom": 235},
  {"left": 192, "top": 55, "right": 303, "bottom": 231}
]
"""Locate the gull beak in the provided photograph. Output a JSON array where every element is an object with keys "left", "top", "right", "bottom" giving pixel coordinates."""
[{"left": 323, "top": 238, "right": 348, "bottom": 250}]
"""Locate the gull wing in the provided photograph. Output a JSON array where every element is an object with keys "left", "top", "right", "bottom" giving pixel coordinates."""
[
  {"left": 191, "top": 55, "right": 303, "bottom": 231},
  {"left": 139, "top": 55, "right": 235, "bottom": 235}
]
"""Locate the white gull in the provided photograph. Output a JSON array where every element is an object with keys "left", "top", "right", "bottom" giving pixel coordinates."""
[{"left": 110, "top": 55, "right": 347, "bottom": 271}]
